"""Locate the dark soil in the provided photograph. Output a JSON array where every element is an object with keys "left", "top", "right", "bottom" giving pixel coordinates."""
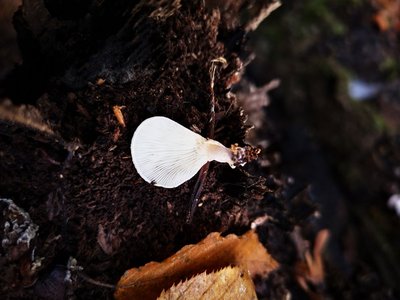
[{"left": 1, "top": 0, "right": 399, "bottom": 299}]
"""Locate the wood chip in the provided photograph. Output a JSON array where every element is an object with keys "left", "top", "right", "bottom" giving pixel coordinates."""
[{"left": 113, "top": 105, "right": 126, "bottom": 127}]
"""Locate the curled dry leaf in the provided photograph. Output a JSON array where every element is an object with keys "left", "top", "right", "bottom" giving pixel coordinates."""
[
  {"left": 372, "top": 0, "right": 400, "bottom": 31},
  {"left": 157, "top": 266, "right": 257, "bottom": 300},
  {"left": 293, "top": 228, "right": 330, "bottom": 297},
  {"left": 115, "top": 230, "right": 278, "bottom": 300}
]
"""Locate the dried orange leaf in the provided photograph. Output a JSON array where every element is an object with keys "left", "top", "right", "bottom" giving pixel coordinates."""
[
  {"left": 115, "top": 230, "right": 278, "bottom": 300},
  {"left": 157, "top": 266, "right": 257, "bottom": 300},
  {"left": 372, "top": 0, "right": 400, "bottom": 31}
]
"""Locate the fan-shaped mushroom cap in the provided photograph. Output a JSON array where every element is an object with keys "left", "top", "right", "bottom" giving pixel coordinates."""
[{"left": 131, "top": 116, "right": 233, "bottom": 188}]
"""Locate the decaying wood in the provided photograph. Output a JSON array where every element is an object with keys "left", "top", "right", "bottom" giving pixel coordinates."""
[{"left": 0, "top": 0, "right": 277, "bottom": 298}]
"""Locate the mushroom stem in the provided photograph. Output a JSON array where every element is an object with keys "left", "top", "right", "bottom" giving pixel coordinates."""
[
  {"left": 203, "top": 140, "right": 261, "bottom": 168},
  {"left": 203, "top": 140, "right": 234, "bottom": 165}
]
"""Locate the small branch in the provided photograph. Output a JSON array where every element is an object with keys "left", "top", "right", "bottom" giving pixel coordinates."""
[
  {"left": 77, "top": 272, "right": 116, "bottom": 290},
  {"left": 186, "top": 57, "right": 227, "bottom": 223},
  {"left": 245, "top": 1, "right": 282, "bottom": 32}
]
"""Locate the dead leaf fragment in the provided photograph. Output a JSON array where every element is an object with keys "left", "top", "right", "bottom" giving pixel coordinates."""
[
  {"left": 96, "top": 78, "right": 106, "bottom": 85},
  {"left": 115, "top": 230, "right": 278, "bottom": 300},
  {"left": 97, "top": 224, "right": 121, "bottom": 255},
  {"left": 113, "top": 105, "right": 126, "bottom": 127},
  {"left": 372, "top": 0, "right": 400, "bottom": 31},
  {"left": 157, "top": 266, "right": 257, "bottom": 300},
  {"left": 293, "top": 228, "right": 330, "bottom": 298},
  {"left": 113, "top": 127, "right": 121, "bottom": 142}
]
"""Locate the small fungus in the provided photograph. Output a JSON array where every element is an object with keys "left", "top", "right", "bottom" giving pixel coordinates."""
[{"left": 131, "top": 116, "right": 260, "bottom": 188}]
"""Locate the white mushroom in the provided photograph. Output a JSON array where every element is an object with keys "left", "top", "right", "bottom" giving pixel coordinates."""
[{"left": 131, "top": 116, "right": 238, "bottom": 188}]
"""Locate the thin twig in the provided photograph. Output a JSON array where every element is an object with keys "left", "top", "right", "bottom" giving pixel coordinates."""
[
  {"left": 186, "top": 163, "right": 210, "bottom": 223},
  {"left": 186, "top": 57, "right": 227, "bottom": 223},
  {"left": 77, "top": 271, "right": 116, "bottom": 290}
]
